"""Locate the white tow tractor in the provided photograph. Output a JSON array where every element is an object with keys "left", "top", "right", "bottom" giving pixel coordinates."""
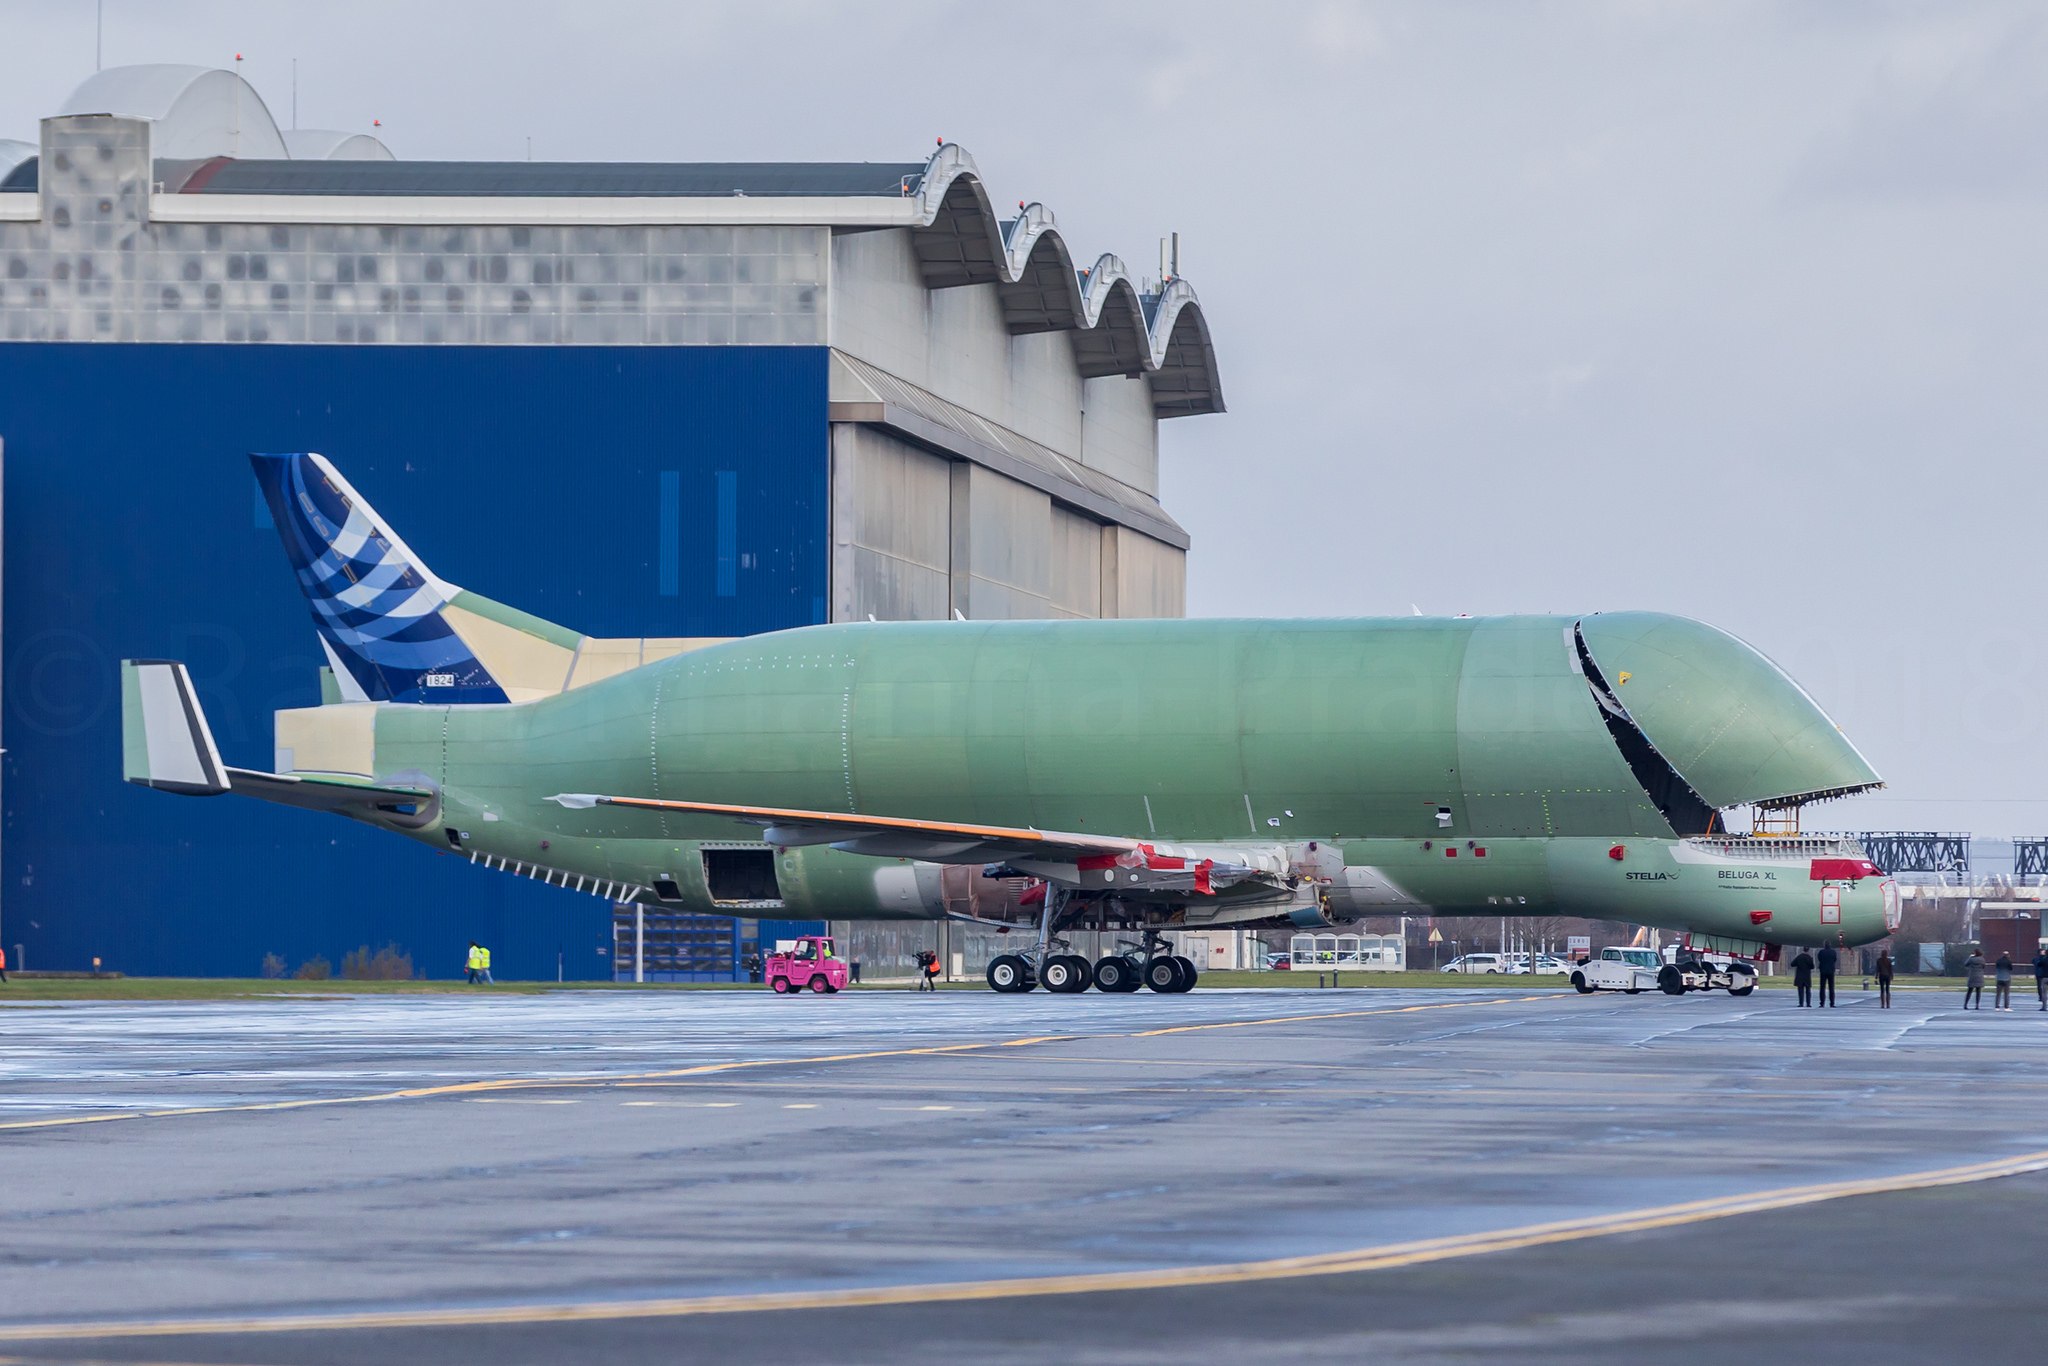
[
  {"left": 1569, "top": 946, "right": 1663, "bottom": 994},
  {"left": 1654, "top": 946, "right": 1758, "bottom": 998},
  {"left": 1568, "top": 945, "right": 1759, "bottom": 997}
]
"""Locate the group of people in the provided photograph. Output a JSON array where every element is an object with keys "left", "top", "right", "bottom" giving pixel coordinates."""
[
  {"left": 1788, "top": 940, "right": 2048, "bottom": 1011},
  {"left": 463, "top": 941, "right": 494, "bottom": 985},
  {"left": 1787, "top": 943, "right": 1843, "bottom": 1007},
  {"left": 1959, "top": 947, "right": 2048, "bottom": 1011}
]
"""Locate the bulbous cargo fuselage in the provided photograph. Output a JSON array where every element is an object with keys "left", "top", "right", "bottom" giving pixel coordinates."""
[{"left": 377, "top": 611, "right": 1890, "bottom": 947}]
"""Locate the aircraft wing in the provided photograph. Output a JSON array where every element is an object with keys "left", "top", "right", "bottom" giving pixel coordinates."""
[
  {"left": 548, "top": 793, "right": 1266, "bottom": 894},
  {"left": 548, "top": 792, "right": 1144, "bottom": 863}
]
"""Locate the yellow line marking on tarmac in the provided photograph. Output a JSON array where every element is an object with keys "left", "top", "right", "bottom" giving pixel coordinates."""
[
  {"left": 3, "top": 1143, "right": 2045, "bottom": 1343},
  {"left": 0, "top": 996, "right": 1554, "bottom": 1135}
]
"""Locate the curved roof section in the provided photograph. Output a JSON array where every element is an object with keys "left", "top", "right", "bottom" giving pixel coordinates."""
[
  {"left": 59, "top": 64, "right": 287, "bottom": 161},
  {"left": 0, "top": 139, "right": 33, "bottom": 186},
  {"left": 910, "top": 144, "right": 1222, "bottom": 417},
  {"left": 1577, "top": 611, "right": 1883, "bottom": 809},
  {"left": 184, "top": 159, "right": 923, "bottom": 196},
  {"left": 282, "top": 130, "right": 395, "bottom": 161}
]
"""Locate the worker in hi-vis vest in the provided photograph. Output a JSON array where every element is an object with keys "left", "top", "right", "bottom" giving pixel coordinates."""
[
  {"left": 465, "top": 942, "right": 482, "bottom": 984},
  {"left": 477, "top": 943, "right": 494, "bottom": 985}
]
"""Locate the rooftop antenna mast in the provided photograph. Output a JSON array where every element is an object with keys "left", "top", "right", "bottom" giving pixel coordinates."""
[
  {"left": 292, "top": 57, "right": 298, "bottom": 130},
  {"left": 95, "top": 0, "right": 102, "bottom": 70},
  {"left": 1156, "top": 232, "right": 1181, "bottom": 287}
]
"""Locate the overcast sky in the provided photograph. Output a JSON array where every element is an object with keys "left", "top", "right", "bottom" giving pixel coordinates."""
[{"left": 4, "top": 1, "right": 2044, "bottom": 835}]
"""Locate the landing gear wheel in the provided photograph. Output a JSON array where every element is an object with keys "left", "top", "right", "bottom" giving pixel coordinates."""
[
  {"left": 1571, "top": 973, "right": 1594, "bottom": 995},
  {"left": 771, "top": 978, "right": 792, "bottom": 994},
  {"left": 1657, "top": 965, "right": 1686, "bottom": 996},
  {"left": 987, "top": 954, "right": 1035, "bottom": 994},
  {"left": 1042, "top": 955, "right": 1089, "bottom": 993},
  {"left": 1094, "top": 955, "right": 1139, "bottom": 993},
  {"left": 1144, "top": 956, "right": 1187, "bottom": 993},
  {"left": 810, "top": 976, "right": 831, "bottom": 994},
  {"left": 1170, "top": 955, "right": 1198, "bottom": 992}
]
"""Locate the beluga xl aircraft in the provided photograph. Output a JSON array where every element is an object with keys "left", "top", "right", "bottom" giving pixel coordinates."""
[{"left": 124, "top": 453, "right": 1900, "bottom": 994}]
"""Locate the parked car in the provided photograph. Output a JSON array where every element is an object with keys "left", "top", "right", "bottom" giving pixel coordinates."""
[
  {"left": 1440, "top": 953, "right": 1506, "bottom": 974},
  {"left": 1505, "top": 954, "right": 1572, "bottom": 976},
  {"left": 1263, "top": 951, "right": 1293, "bottom": 970}
]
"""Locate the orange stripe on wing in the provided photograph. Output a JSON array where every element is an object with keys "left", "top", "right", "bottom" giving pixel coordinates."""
[{"left": 598, "top": 796, "right": 1125, "bottom": 849}]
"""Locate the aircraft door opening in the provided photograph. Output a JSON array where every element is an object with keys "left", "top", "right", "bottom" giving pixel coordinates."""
[{"left": 702, "top": 846, "right": 783, "bottom": 907}]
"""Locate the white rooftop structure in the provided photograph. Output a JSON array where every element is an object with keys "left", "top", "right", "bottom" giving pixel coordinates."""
[{"left": 1, "top": 62, "right": 1222, "bottom": 620}]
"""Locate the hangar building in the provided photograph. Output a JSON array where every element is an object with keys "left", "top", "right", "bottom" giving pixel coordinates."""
[{"left": 0, "top": 65, "right": 1222, "bottom": 980}]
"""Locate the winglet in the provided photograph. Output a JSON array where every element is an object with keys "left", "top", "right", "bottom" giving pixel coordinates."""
[{"left": 121, "top": 660, "right": 229, "bottom": 795}]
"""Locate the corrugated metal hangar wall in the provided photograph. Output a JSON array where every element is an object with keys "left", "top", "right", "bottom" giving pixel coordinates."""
[{"left": 0, "top": 70, "right": 1220, "bottom": 979}]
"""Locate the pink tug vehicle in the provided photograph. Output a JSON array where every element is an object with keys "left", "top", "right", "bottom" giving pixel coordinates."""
[{"left": 766, "top": 936, "right": 850, "bottom": 995}]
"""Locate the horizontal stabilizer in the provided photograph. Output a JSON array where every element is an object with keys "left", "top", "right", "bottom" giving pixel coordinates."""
[
  {"left": 122, "top": 660, "right": 228, "bottom": 795},
  {"left": 219, "top": 768, "right": 441, "bottom": 827},
  {"left": 123, "top": 659, "right": 437, "bottom": 825}
]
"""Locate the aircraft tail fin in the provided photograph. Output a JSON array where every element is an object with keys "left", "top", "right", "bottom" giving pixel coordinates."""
[{"left": 251, "top": 453, "right": 582, "bottom": 704}]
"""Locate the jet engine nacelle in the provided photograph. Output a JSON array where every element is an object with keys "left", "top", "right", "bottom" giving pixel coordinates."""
[
  {"left": 772, "top": 846, "right": 952, "bottom": 921},
  {"left": 1318, "top": 864, "right": 1422, "bottom": 919}
]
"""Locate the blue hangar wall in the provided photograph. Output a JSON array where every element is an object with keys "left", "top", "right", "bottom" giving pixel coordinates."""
[{"left": 0, "top": 343, "right": 829, "bottom": 979}]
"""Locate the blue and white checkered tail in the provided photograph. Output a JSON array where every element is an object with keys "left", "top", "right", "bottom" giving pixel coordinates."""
[{"left": 251, "top": 452, "right": 511, "bottom": 705}]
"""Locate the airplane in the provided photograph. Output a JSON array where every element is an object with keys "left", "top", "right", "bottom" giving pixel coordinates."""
[{"left": 122, "top": 452, "right": 1900, "bottom": 994}]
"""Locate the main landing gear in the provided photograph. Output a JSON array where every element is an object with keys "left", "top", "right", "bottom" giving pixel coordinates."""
[{"left": 986, "top": 929, "right": 1198, "bottom": 996}]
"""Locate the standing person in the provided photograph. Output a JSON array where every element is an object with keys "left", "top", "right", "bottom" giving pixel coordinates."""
[
  {"left": 926, "top": 951, "right": 943, "bottom": 992},
  {"left": 464, "top": 942, "right": 481, "bottom": 985},
  {"left": 477, "top": 943, "right": 494, "bottom": 985},
  {"left": 0, "top": 943, "right": 8, "bottom": 984},
  {"left": 1875, "top": 949, "right": 1893, "bottom": 1009},
  {"left": 1994, "top": 952, "right": 2014, "bottom": 1011},
  {"left": 2033, "top": 944, "right": 2048, "bottom": 1011},
  {"left": 1962, "top": 947, "right": 1985, "bottom": 1010},
  {"left": 1817, "top": 940, "right": 1840, "bottom": 1008},
  {"left": 913, "top": 950, "right": 934, "bottom": 992},
  {"left": 1790, "top": 947, "right": 1815, "bottom": 1008}
]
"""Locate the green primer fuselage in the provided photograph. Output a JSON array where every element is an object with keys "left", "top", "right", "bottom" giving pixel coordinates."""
[{"left": 357, "top": 612, "right": 1891, "bottom": 947}]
